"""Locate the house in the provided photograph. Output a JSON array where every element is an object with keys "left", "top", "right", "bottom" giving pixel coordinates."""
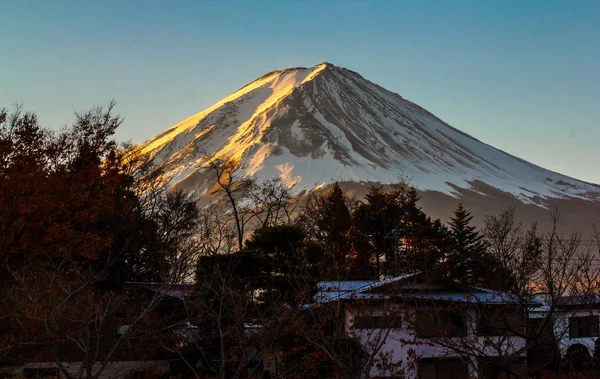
[
  {"left": 312, "top": 273, "right": 533, "bottom": 379},
  {"left": 530, "top": 294, "right": 600, "bottom": 358}
]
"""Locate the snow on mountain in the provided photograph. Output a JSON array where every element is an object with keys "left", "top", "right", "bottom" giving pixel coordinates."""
[{"left": 134, "top": 62, "right": 600, "bottom": 205}]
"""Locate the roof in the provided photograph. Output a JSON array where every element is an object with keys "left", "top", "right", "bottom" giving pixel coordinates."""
[
  {"left": 558, "top": 295, "right": 600, "bottom": 306},
  {"left": 403, "top": 291, "right": 523, "bottom": 304},
  {"left": 314, "top": 273, "right": 420, "bottom": 304},
  {"left": 312, "top": 274, "right": 536, "bottom": 307},
  {"left": 317, "top": 280, "right": 384, "bottom": 292},
  {"left": 127, "top": 282, "right": 196, "bottom": 299},
  {"left": 530, "top": 294, "right": 600, "bottom": 312}
]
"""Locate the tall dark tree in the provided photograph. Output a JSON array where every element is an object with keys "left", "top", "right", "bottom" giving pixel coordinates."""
[
  {"left": 350, "top": 184, "right": 450, "bottom": 278},
  {"left": 196, "top": 223, "right": 323, "bottom": 305},
  {"left": 352, "top": 185, "right": 403, "bottom": 278},
  {"left": 445, "top": 202, "right": 491, "bottom": 286},
  {"left": 300, "top": 183, "right": 353, "bottom": 275},
  {"left": 393, "top": 187, "right": 452, "bottom": 277},
  {"left": 190, "top": 224, "right": 323, "bottom": 378}
]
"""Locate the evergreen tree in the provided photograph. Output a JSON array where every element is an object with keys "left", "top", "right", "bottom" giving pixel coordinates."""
[
  {"left": 196, "top": 224, "right": 323, "bottom": 304},
  {"left": 351, "top": 184, "right": 451, "bottom": 278},
  {"left": 396, "top": 187, "right": 452, "bottom": 276},
  {"left": 318, "top": 183, "right": 352, "bottom": 262},
  {"left": 245, "top": 224, "right": 323, "bottom": 276},
  {"left": 300, "top": 183, "right": 353, "bottom": 275},
  {"left": 353, "top": 185, "right": 402, "bottom": 278},
  {"left": 446, "top": 202, "right": 490, "bottom": 286}
]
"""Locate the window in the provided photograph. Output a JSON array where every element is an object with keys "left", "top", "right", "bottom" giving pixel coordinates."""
[
  {"left": 418, "top": 359, "right": 469, "bottom": 379},
  {"left": 417, "top": 310, "right": 466, "bottom": 338},
  {"left": 569, "top": 316, "right": 599, "bottom": 338},
  {"left": 477, "top": 310, "right": 524, "bottom": 336},
  {"left": 354, "top": 313, "right": 402, "bottom": 329}
]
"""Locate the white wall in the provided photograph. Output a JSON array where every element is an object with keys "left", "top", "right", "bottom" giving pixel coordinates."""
[
  {"left": 346, "top": 305, "right": 527, "bottom": 379},
  {"left": 531, "top": 308, "right": 600, "bottom": 356}
]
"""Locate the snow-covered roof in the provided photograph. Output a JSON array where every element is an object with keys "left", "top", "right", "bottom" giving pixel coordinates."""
[
  {"left": 558, "top": 295, "right": 600, "bottom": 306},
  {"left": 530, "top": 293, "right": 600, "bottom": 312},
  {"left": 317, "top": 280, "right": 383, "bottom": 292},
  {"left": 127, "top": 282, "right": 195, "bottom": 299},
  {"left": 314, "top": 273, "right": 420, "bottom": 304},
  {"left": 312, "top": 274, "right": 534, "bottom": 307},
  {"left": 404, "top": 291, "right": 522, "bottom": 304}
]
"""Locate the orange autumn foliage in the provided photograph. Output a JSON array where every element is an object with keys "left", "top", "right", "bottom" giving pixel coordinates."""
[{"left": 0, "top": 104, "right": 179, "bottom": 378}]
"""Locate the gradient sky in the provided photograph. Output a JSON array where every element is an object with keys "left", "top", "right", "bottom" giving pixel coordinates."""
[{"left": 1, "top": 0, "right": 599, "bottom": 183}]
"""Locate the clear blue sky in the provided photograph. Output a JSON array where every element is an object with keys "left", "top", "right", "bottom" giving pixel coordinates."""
[{"left": 2, "top": 0, "right": 599, "bottom": 183}]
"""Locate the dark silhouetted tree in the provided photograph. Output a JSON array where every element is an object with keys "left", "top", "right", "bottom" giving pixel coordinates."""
[
  {"left": 445, "top": 202, "right": 490, "bottom": 286},
  {"left": 300, "top": 183, "right": 353, "bottom": 273}
]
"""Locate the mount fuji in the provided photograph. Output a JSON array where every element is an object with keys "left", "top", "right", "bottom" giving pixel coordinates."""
[{"left": 133, "top": 63, "right": 600, "bottom": 231}]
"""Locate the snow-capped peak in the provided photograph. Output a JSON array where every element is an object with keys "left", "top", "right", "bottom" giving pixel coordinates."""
[{"left": 133, "top": 63, "right": 599, "bottom": 205}]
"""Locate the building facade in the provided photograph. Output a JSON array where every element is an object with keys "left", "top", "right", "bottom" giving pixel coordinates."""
[{"left": 315, "top": 274, "right": 531, "bottom": 378}]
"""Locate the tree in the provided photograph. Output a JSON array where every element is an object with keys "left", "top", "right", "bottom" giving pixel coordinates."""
[
  {"left": 178, "top": 259, "right": 286, "bottom": 379},
  {"left": 412, "top": 208, "right": 600, "bottom": 378},
  {"left": 145, "top": 190, "right": 199, "bottom": 283},
  {"left": 203, "top": 153, "right": 298, "bottom": 252},
  {"left": 195, "top": 202, "right": 239, "bottom": 257},
  {"left": 352, "top": 185, "right": 403, "bottom": 278},
  {"left": 396, "top": 188, "right": 452, "bottom": 278},
  {"left": 0, "top": 104, "right": 186, "bottom": 378},
  {"left": 299, "top": 183, "right": 354, "bottom": 275},
  {"left": 203, "top": 153, "right": 254, "bottom": 251},
  {"left": 195, "top": 223, "right": 323, "bottom": 309},
  {"left": 483, "top": 207, "right": 542, "bottom": 293},
  {"left": 349, "top": 183, "right": 450, "bottom": 279},
  {"left": 174, "top": 223, "right": 324, "bottom": 379},
  {"left": 247, "top": 177, "right": 298, "bottom": 229},
  {"left": 445, "top": 202, "right": 492, "bottom": 286}
]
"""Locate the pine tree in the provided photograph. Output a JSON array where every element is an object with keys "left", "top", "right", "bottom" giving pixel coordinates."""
[
  {"left": 320, "top": 183, "right": 352, "bottom": 257},
  {"left": 397, "top": 187, "right": 451, "bottom": 276},
  {"left": 350, "top": 184, "right": 452, "bottom": 278},
  {"left": 353, "top": 185, "right": 403, "bottom": 278},
  {"left": 446, "top": 202, "right": 489, "bottom": 286},
  {"left": 299, "top": 183, "right": 352, "bottom": 274}
]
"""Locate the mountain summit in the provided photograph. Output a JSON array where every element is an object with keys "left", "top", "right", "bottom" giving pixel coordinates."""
[{"left": 135, "top": 63, "right": 599, "bottom": 206}]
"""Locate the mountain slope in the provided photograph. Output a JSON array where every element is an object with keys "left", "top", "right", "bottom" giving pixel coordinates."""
[{"left": 135, "top": 62, "right": 600, "bottom": 207}]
